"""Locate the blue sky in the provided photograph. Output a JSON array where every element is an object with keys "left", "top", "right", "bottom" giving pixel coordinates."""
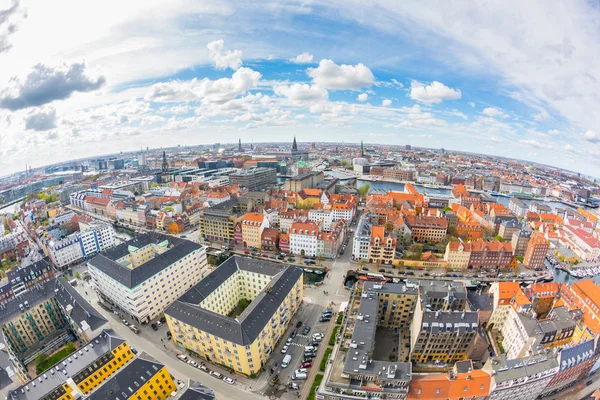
[{"left": 0, "top": 0, "right": 599, "bottom": 176}]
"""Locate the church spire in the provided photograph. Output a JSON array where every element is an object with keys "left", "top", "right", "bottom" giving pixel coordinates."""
[
  {"left": 161, "top": 150, "right": 169, "bottom": 173},
  {"left": 361, "top": 139, "right": 364, "bottom": 157},
  {"left": 292, "top": 135, "right": 298, "bottom": 152},
  {"left": 238, "top": 138, "right": 242, "bottom": 152}
]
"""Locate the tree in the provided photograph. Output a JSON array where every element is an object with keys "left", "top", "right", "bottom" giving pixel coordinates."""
[
  {"left": 316, "top": 253, "right": 325, "bottom": 264},
  {"left": 357, "top": 259, "right": 366, "bottom": 269},
  {"left": 443, "top": 205, "right": 452, "bottom": 212},
  {"left": 65, "top": 342, "right": 75, "bottom": 353},
  {"left": 408, "top": 243, "right": 423, "bottom": 260},
  {"left": 494, "top": 235, "right": 504, "bottom": 242},
  {"left": 75, "top": 272, "right": 81, "bottom": 280},
  {"left": 35, "top": 353, "right": 48, "bottom": 367},
  {"left": 358, "top": 184, "right": 371, "bottom": 198}
]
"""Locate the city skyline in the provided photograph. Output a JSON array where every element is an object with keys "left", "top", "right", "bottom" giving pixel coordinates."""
[{"left": 1, "top": 1, "right": 600, "bottom": 176}]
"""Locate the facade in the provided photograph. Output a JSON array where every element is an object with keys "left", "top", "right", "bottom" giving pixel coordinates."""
[
  {"left": 289, "top": 220, "right": 320, "bottom": 257},
  {"left": 467, "top": 240, "right": 513, "bottom": 270},
  {"left": 444, "top": 242, "right": 472, "bottom": 269},
  {"left": 199, "top": 199, "right": 244, "bottom": 244},
  {"left": 524, "top": 232, "right": 549, "bottom": 270},
  {"left": 498, "top": 219, "right": 520, "bottom": 241},
  {"left": 368, "top": 225, "right": 396, "bottom": 265},
  {"left": 352, "top": 216, "right": 372, "bottom": 261},
  {"left": 261, "top": 227, "right": 279, "bottom": 251},
  {"left": 511, "top": 229, "right": 532, "bottom": 256},
  {"left": 241, "top": 212, "right": 269, "bottom": 249},
  {"left": 509, "top": 197, "right": 528, "bottom": 218},
  {"left": 229, "top": 167, "right": 277, "bottom": 191},
  {"left": 408, "top": 363, "right": 491, "bottom": 400},
  {"left": 46, "top": 222, "right": 115, "bottom": 269},
  {"left": 7, "top": 330, "right": 136, "bottom": 400},
  {"left": 165, "top": 256, "right": 303, "bottom": 376},
  {"left": 383, "top": 168, "right": 416, "bottom": 181},
  {"left": 88, "top": 233, "right": 208, "bottom": 324},
  {"left": 283, "top": 171, "right": 324, "bottom": 191},
  {"left": 403, "top": 215, "right": 448, "bottom": 243}
]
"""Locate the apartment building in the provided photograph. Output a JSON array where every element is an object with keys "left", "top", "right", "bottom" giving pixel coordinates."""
[
  {"left": 444, "top": 242, "right": 472, "bottom": 269},
  {"left": 7, "top": 330, "right": 136, "bottom": 400},
  {"left": 371, "top": 281, "right": 418, "bottom": 328},
  {"left": 229, "top": 167, "right": 277, "bottom": 191},
  {"left": 199, "top": 199, "right": 244, "bottom": 244},
  {"left": 467, "top": 240, "right": 513, "bottom": 270},
  {"left": 509, "top": 197, "right": 528, "bottom": 218},
  {"left": 408, "top": 361, "right": 491, "bottom": 400},
  {"left": 352, "top": 216, "right": 371, "bottom": 261},
  {"left": 524, "top": 232, "right": 549, "bottom": 270},
  {"left": 165, "top": 256, "right": 303, "bottom": 376},
  {"left": 403, "top": 215, "right": 448, "bottom": 243},
  {"left": 483, "top": 354, "right": 559, "bottom": 400},
  {"left": 309, "top": 207, "right": 333, "bottom": 231},
  {"left": 87, "top": 357, "right": 176, "bottom": 400},
  {"left": 241, "top": 212, "right": 269, "bottom": 249},
  {"left": 46, "top": 222, "right": 115, "bottom": 269},
  {"left": 318, "top": 220, "right": 347, "bottom": 259},
  {"left": 383, "top": 167, "right": 416, "bottom": 181},
  {"left": 88, "top": 233, "right": 208, "bottom": 324},
  {"left": 0, "top": 260, "right": 55, "bottom": 304},
  {"left": 563, "top": 225, "right": 600, "bottom": 261},
  {"left": 0, "top": 277, "right": 108, "bottom": 384},
  {"left": 511, "top": 229, "right": 532, "bottom": 256},
  {"left": 497, "top": 219, "right": 520, "bottom": 241},
  {"left": 368, "top": 226, "right": 396, "bottom": 265},
  {"left": 289, "top": 220, "right": 321, "bottom": 257}
]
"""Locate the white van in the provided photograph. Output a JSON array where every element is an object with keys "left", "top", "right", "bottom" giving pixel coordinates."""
[
  {"left": 281, "top": 354, "right": 292, "bottom": 368},
  {"left": 292, "top": 372, "right": 307, "bottom": 380},
  {"left": 304, "top": 346, "right": 315, "bottom": 352}
]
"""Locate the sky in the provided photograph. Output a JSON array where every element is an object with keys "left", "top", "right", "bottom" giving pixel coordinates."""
[{"left": 1, "top": 0, "right": 600, "bottom": 176}]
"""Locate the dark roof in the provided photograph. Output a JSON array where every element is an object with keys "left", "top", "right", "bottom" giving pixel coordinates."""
[
  {"left": 89, "top": 232, "right": 202, "bottom": 288},
  {"left": 165, "top": 256, "right": 302, "bottom": 345},
  {"left": 179, "top": 380, "right": 216, "bottom": 400},
  {"left": 467, "top": 292, "right": 493, "bottom": 311},
  {"left": 87, "top": 358, "right": 165, "bottom": 400}
]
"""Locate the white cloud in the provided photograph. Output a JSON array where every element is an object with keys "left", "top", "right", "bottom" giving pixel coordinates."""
[
  {"left": 145, "top": 67, "right": 261, "bottom": 104},
  {"left": 207, "top": 39, "right": 243, "bottom": 71},
  {"left": 584, "top": 130, "right": 600, "bottom": 143},
  {"left": 307, "top": 59, "right": 374, "bottom": 90},
  {"left": 563, "top": 144, "right": 575, "bottom": 152},
  {"left": 357, "top": 93, "right": 368, "bottom": 102},
  {"left": 520, "top": 139, "right": 553, "bottom": 149},
  {"left": 548, "top": 129, "right": 561, "bottom": 136},
  {"left": 386, "top": 104, "right": 447, "bottom": 128},
  {"left": 468, "top": 102, "right": 475, "bottom": 107},
  {"left": 274, "top": 83, "right": 328, "bottom": 103},
  {"left": 409, "top": 80, "right": 461, "bottom": 104},
  {"left": 532, "top": 110, "right": 551, "bottom": 121},
  {"left": 290, "top": 52, "right": 314, "bottom": 64},
  {"left": 381, "top": 99, "right": 392, "bottom": 106},
  {"left": 482, "top": 107, "right": 508, "bottom": 118}
]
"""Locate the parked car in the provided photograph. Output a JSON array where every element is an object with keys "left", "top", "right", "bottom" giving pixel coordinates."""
[
  {"left": 200, "top": 365, "right": 209, "bottom": 372},
  {"left": 319, "top": 316, "right": 331, "bottom": 323},
  {"left": 378, "top": 269, "right": 385, "bottom": 273},
  {"left": 302, "top": 356, "right": 313, "bottom": 363},
  {"left": 176, "top": 354, "right": 188, "bottom": 362},
  {"left": 288, "top": 382, "right": 299, "bottom": 390},
  {"left": 281, "top": 345, "right": 289, "bottom": 354},
  {"left": 286, "top": 338, "right": 293, "bottom": 345},
  {"left": 288, "top": 257, "right": 296, "bottom": 262},
  {"left": 177, "top": 380, "right": 185, "bottom": 389},
  {"left": 303, "top": 326, "right": 311, "bottom": 334},
  {"left": 300, "top": 362, "right": 312, "bottom": 368},
  {"left": 296, "top": 321, "right": 303, "bottom": 328},
  {"left": 262, "top": 254, "right": 269, "bottom": 258},
  {"left": 151, "top": 323, "right": 159, "bottom": 331},
  {"left": 188, "top": 360, "right": 199, "bottom": 368},
  {"left": 291, "top": 330, "right": 297, "bottom": 339},
  {"left": 121, "top": 319, "right": 129, "bottom": 326},
  {"left": 209, "top": 371, "right": 223, "bottom": 379},
  {"left": 244, "top": 250, "right": 250, "bottom": 254},
  {"left": 223, "top": 377, "right": 235, "bottom": 385},
  {"left": 271, "top": 375, "right": 280, "bottom": 384},
  {"left": 129, "top": 325, "right": 140, "bottom": 334},
  {"left": 361, "top": 267, "right": 369, "bottom": 271}
]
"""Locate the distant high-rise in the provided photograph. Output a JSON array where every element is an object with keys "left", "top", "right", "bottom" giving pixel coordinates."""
[
  {"left": 239, "top": 138, "right": 242, "bottom": 152},
  {"left": 361, "top": 140, "right": 364, "bottom": 157},
  {"left": 161, "top": 151, "right": 169, "bottom": 173}
]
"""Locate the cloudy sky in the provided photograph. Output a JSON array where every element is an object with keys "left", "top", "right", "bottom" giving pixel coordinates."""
[{"left": 1, "top": 0, "right": 600, "bottom": 176}]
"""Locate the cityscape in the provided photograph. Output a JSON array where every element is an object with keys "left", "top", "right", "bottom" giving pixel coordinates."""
[{"left": 2, "top": 2, "right": 600, "bottom": 400}]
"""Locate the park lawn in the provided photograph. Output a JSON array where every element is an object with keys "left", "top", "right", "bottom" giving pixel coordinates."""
[{"left": 36, "top": 344, "right": 76, "bottom": 374}]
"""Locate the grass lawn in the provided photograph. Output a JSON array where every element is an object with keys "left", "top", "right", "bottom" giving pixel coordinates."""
[
  {"left": 336, "top": 313, "right": 343, "bottom": 324},
  {"left": 307, "top": 374, "right": 324, "bottom": 400},
  {"left": 329, "top": 325, "right": 340, "bottom": 346},
  {"left": 320, "top": 348, "right": 332, "bottom": 371},
  {"left": 36, "top": 343, "right": 76, "bottom": 374}
]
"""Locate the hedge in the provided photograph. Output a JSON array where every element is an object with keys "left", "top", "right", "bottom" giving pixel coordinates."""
[
  {"left": 320, "top": 348, "right": 332, "bottom": 371},
  {"left": 336, "top": 313, "right": 343, "bottom": 324},
  {"left": 307, "top": 374, "right": 324, "bottom": 400},
  {"left": 329, "top": 325, "right": 340, "bottom": 346}
]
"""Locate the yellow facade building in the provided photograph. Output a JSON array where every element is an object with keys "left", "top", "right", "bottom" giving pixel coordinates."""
[
  {"left": 241, "top": 212, "right": 269, "bottom": 249},
  {"left": 165, "top": 256, "right": 303, "bottom": 376}
]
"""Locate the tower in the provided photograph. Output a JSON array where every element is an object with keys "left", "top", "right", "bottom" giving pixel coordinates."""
[
  {"left": 238, "top": 138, "right": 242, "bottom": 152},
  {"left": 292, "top": 135, "right": 298, "bottom": 152},
  {"left": 161, "top": 151, "right": 169, "bottom": 173},
  {"left": 361, "top": 139, "right": 364, "bottom": 157}
]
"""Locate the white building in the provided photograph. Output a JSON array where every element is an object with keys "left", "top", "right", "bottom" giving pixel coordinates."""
[
  {"left": 352, "top": 216, "right": 371, "bottom": 261},
  {"left": 508, "top": 197, "right": 528, "bottom": 218},
  {"left": 308, "top": 208, "right": 333, "bottom": 231},
  {"left": 88, "top": 233, "right": 208, "bottom": 323},
  {"left": 331, "top": 202, "right": 355, "bottom": 223},
  {"left": 46, "top": 222, "right": 116, "bottom": 269},
  {"left": 289, "top": 220, "right": 320, "bottom": 257}
]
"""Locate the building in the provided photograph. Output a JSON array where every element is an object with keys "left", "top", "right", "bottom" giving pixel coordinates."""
[
  {"left": 352, "top": 215, "right": 372, "bottom": 261},
  {"left": 199, "top": 199, "right": 244, "bottom": 244},
  {"left": 241, "top": 212, "right": 269, "bottom": 249},
  {"left": 165, "top": 256, "right": 303, "bottom": 376},
  {"left": 7, "top": 330, "right": 135, "bottom": 400},
  {"left": 483, "top": 354, "right": 559, "bottom": 400},
  {"left": 289, "top": 220, "right": 320, "bottom": 257},
  {"left": 45, "top": 222, "right": 115, "bottom": 269},
  {"left": 408, "top": 361, "right": 491, "bottom": 400},
  {"left": 511, "top": 229, "right": 532, "bottom": 257},
  {"left": 444, "top": 242, "right": 472, "bottom": 270},
  {"left": 467, "top": 240, "right": 513, "bottom": 270},
  {"left": 509, "top": 197, "right": 528, "bottom": 218},
  {"left": 283, "top": 171, "right": 324, "bottom": 191},
  {"left": 383, "top": 168, "right": 416, "bottom": 181},
  {"left": 563, "top": 225, "right": 600, "bottom": 261},
  {"left": 261, "top": 227, "right": 279, "bottom": 251},
  {"left": 488, "top": 282, "right": 522, "bottom": 332},
  {"left": 228, "top": 167, "right": 277, "bottom": 191},
  {"left": 403, "top": 215, "right": 448, "bottom": 243},
  {"left": 368, "top": 225, "right": 396, "bottom": 265},
  {"left": 0, "top": 275, "right": 108, "bottom": 385},
  {"left": 497, "top": 219, "right": 520, "bottom": 241},
  {"left": 88, "top": 233, "right": 208, "bottom": 324},
  {"left": 87, "top": 357, "right": 176, "bottom": 400},
  {"left": 410, "top": 280, "right": 477, "bottom": 364},
  {"left": 524, "top": 232, "right": 549, "bottom": 270}
]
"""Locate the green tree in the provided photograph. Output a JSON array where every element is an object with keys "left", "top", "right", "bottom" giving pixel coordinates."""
[
  {"left": 358, "top": 184, "right": 371, "bottom": 198},
  {"left": 494, "top": 235, "right": 504, "bottom": 242},
  {"left": 443, "top": 205, "right": 452, "bottom": 212},
  {"left": 75, "top": 272, "right": 81, "bottom": 280},
  {"left": 35, "top": 353, "right": 48, "bottom": 367},
  {"left": 316, "top": 253, "right": 325, "bottom": 264},
  {"left": 408, "top": 243, "right": 423, "bottom": 260},
  {"left": 65, "top": 342, "right": 75, "bottom": 353}
]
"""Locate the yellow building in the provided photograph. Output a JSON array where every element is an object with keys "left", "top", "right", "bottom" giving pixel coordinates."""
[
  {"left": 370, "top": 281, "right": 418, "bottom": 328},
  {"left": 165, "top": 256, "right": 303, "bottom": 376},
  {"left": 443, "top": 241, "right": 472, "bottom": 269},
  {"left": 241, "top": 212, "right": 269, "bottom": 249},
  {"left": 8, "top": 330, "right": 136, "bottom": 400}
]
